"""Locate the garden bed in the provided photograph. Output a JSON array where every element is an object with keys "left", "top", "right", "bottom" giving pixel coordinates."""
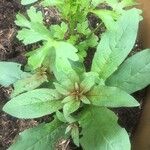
[{"left": 0, "top": 0, "right": 147, "bottom": 150}]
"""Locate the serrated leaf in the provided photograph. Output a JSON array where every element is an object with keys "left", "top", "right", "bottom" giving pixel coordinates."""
[
  {"left": 91, "top": 9, "right": 140, "bottom": 80},
  {"left": 0, "top": 62, "right": 29, "bottom": 87},
  {"left": 8, "top": 118, "right": 68, "bottom": 150},
  {"left": 79, "top": 106, "right": 131, "bottom": 150},
  {"left": 15, "top": 14, "right": 30, "bottom": 28},
  {"left": 87, "top": 85, "right": 139, "bottom": 107},
  {"left": 21, "top": 0, "right": 38, "bottom": 5},
  {"left": 50, "top": 22, "right": 68, "bottom": 40},
  {"left": 63, "top": 100, "right": 80, "bottom": 118},
  {"left": 16, "top": 7, "right": 51, "bottom": 45},
  {"left": 77, "top": 21, "right": 90, "bottom": 35},
  {"left": 107, "top": 49, "right": 150, "bottom": 94},
  {"left": 12, "top": 71, "right": 48, "bottom": 97},
  {"left": 27, "top": 7, "right": 43, "bottom": 23},
  {"left": 3, "top": 89, "right": 63, "bottom": 119},
  {"left": 17, "top": 22, "right": 51, "bottom": 45}
]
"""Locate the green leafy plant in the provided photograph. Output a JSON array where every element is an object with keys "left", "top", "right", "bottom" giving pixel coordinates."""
[{"left": 1, "top": 0, "right": 149, "bottom": 150}]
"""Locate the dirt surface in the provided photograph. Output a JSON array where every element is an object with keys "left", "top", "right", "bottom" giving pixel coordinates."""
[{"left": 0, "top": 1, "right": 145, "bottom": 150}]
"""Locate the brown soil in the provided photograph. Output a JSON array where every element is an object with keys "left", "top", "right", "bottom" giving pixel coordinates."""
[{"left": 0, "top": 1, "right": 145, "bottom": 150}]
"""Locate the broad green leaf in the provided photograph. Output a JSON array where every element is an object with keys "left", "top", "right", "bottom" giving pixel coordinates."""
[
  {"left": 107, "top": 49, "right": 150, "bottom": 94},
  {"left": 0, "top": 62, "right": 29, "bottom": 87},
  {"left": 92, "top": 10, "right": 119, "bottom": 30},
  {"left": 63, "top": 100, "right": 80, "bottom": 118},
  {"left": 91, "top": 9, "right": 140, "bottom": 80},
  {"left": 79, "top": 106, "right": 131, "bottom": 150},
  {"left": 8, "top": 118, "right": 68, "bottom": 150},
  {"left": 3, "top": 89, "right": 63, "bottom": 118},
  {"left": 27, "top": 43, "right": 52, "bottom": 69},
  {"left": 21, "top": 0, "right": 38, "bottom": 5},
  {"left": 12, "top": 71, "right": 48, "bottom": 97},
  {"left": 53, "top": 41, "right": 79, "bottom": 82},
  {"left": 87, "top": 85, "right": 139, "bottom": 107},
  {"left": 80, "top": 72, "right": 99, "bottom": 93}
]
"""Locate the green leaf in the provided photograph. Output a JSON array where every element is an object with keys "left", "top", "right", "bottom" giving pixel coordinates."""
[
  {"left": 54, "top": 82, "right": 70, "bottom": 96},
  {"left": 91, "top": 9, "right": 140, "bottom": 80},
  {"left": 27, "top": 6, "right": 43, "bottom": 23},
  {"left": 0, "top": 62, "right": 29, "bottom": 87},
  {"left": 80, "top": 72, "right": 99, "bottom": 93},
  {"left": 16, "top": 7, "right": 51, "bottom": 45},
  {"left": 107, "top": 49, "right": 150, "bottom": 94},
  {"left": 56, "top": 111, "right": 67, "bottom": 123},
  {"left": 79, "top": 106, "right": 131, "bottom": 150},
  {"left": 92, "top": 10, "right": 119, "bottom": 30},
  {"left": 63, "top": 100, "right": 80, "bottom": 118},
  {"left": 87, "top": 85, "right": 139, "bottom": 107},
  {"left": 41, "top": 0, "right": 62, "bottom": 6},
  {"left": 120, "top": 0, "right": 137, "bottom": 7},
  {"left": 8, "top": 118, "right": 68, "bottom": 150},
  {"left": 27, "top": 43, "right": 51, "bottom": 70},
  {"left": 53, "top": 41, "right": 79, "bottom": 82},
  {"left": 50, "top": 22, "right": 68, "bottom": 40},
  {"left": 21, "top": 0, "right": 38, "bottom": 5},
  {"left": 17, "top": 22, "right": 51, "bottom": 45},
  {"left": 3, "top": 89, "right": 63, "bottom": 119},
  {"left": 15, "top": 14, "right": 30, "bottom": 28},
  {"left": 12, "top": 71, "right": 48, "bottom": 97},
  {"left": 71, "top": 126, "right": 80, "bottom": 147}
]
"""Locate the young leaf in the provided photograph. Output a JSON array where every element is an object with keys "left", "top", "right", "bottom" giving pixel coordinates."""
[
  {"left": 3, "top": 89, "right": 63, "bottom": 119},
  {"left": 71, "top": 126, "right": 80, "bottom": 147},
  {"left": 87, "top": 85, "right": 139, "bottom": 107},
  {"left": 80, "top": 72, "right": 99, "bottom": 93},
  {"left": 8, "top": 118, "right": 68, "bottom": 150},
  {"left": 63, "top": 100, "right": 80, "bottom": 118},
  {"left": 12, "top": 71, "right": 48, "bottom": 97},
  {"left": 79, "top": 106, "right": 131, "bottom": 150},
  {"left": 91, "top": 9, "right": 140, "bottom": 80},
  {"left": 56, "top": 111, "right": 67, "bottom": 123},
  {"left": 0, "top": 62, "right": 29, "bottom": 87},
  {"left": 50, "top": 22, "right": 68, "bottom": 40},
  {"left": 107, "top": 49, "right": 150, "bottom": 94}
]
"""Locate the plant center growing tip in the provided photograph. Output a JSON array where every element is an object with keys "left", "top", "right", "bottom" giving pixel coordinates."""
[{"left": 71, "top": 82, "right": 83, "bottom": 101}]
